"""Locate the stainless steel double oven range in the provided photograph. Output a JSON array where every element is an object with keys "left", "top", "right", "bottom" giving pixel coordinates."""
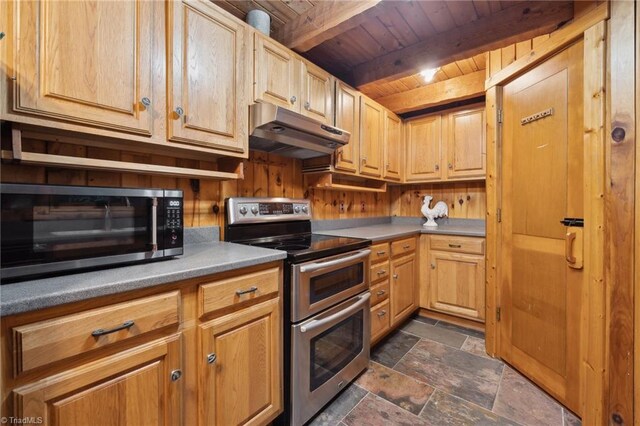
[{"left": 225, "top": 197, "right": 371, "bottom": 426}]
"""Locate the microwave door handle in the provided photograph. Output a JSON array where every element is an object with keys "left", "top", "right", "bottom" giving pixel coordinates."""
[
  {"left": 150, "top": 197, "right": 158, "bottom": 252},
  {"left": 300, "top": 292, "right": 370, "bottom": 334},
  {"left": 299, "top": 249, "right": 371, "bottom": 273}
]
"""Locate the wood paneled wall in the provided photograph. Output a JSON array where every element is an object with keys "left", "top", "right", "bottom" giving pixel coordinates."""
[{"left": 389, "top": 182, "right": 486, "bottom": 219}]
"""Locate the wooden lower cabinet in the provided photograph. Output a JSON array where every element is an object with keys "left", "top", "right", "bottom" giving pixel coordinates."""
[
  {"left": 371, "top": 300, "right": 391, "bottom": 343},
  {"left": 199, "top": 298, "right": 281, "bottom": 426},
  {"left": 12, "top": 335, "right": 182, "bottom": 426},
  {"left": 390, "top": 253, "right": 417, "bottom": 326}
]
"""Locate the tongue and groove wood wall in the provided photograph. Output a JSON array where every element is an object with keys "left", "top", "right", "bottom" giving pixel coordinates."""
[{"left": 0, "top": 139, "right": 487, "bottom": 227}]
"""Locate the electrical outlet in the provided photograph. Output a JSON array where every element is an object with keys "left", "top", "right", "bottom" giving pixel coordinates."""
[
  {"left": 339, "top": 202, "right": 345, "bottom": 213},
  {"left": 360, "top": 202, "right": 365, "bottom": 212}
]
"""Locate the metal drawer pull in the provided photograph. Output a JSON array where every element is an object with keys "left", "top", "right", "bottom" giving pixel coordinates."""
[
  {"left": 207, "top": 353, "right": 217, "bottom": 364},
  {"left": 403, "top": 244, "right": 411, "bottom": 249},
  {"left": 376, "top": 290, "right": 386, "bottom": 296},
  {"left": 448, "top": 243, "right": 462, "bottom": 248},
  {"left": 377, "top": 310, "right": 387, "bottom": 317},
  {"left": 236, "top": 286, "right": 258, "bottom": 296},
  {"left": 393, "top": 274, "right": 399, "bottom": 280},
  {"left": 141, "top": 97, "right": 151, "bottom": 107},
  {"left": 91, "top": 320, "right": 135, "bottom": 337},
  {"left": 170, "top": 370, "right": 182, "bottom": 381},
  {"left": 431, "top": 263, "right": 436, "bottom": 269},
  {"left": 376, "top": 270, "right": 386, "bottom": 276},
  {"left": 376, "top": 251, "right": 386, "bottom": 255}
]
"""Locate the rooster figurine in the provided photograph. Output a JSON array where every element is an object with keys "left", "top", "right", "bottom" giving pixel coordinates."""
[{"left": 421, "top": 195, "right": 448, "bottom": 227}]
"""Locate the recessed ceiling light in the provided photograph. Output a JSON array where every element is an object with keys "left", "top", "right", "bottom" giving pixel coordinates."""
[{"left": 419, "top": 67, "right": 439, "bottom": 82}]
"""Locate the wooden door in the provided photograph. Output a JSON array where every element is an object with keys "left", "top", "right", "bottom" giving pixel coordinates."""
[
  {"left": 12, "top": 336, "right": 181, "bottom": 426},
  {"left": 360, "top": 97, "right": 384, "bottom": 178},
  {"left": 405, "top": 115, "right": 442, "bottom": 182},
  {"left": 14, "top": 0, "right": 154, "bottom": 134},
  {"left": 500, "top": 41, "right": 584, "bottom": 414},
  {"left": 390, "top": 254, "right": 416, "bottom": 326},
  {"left": 383, "top": 111, "right": 403, "bottom": 181},
  {"left": 254, "top": 34, "right": 299, "bottom": 111},
  {"left": 428, "top": 251, "right": 485, "bottom": 321},
  {"left": 300, "top": 60, "right": 333, "bottom": 124},
  {"left": 446, "top": 107, "right": 486, "bottom": 179},
  {"left": 334, "top": 81, "right": 360, "bottom": 173},
  {"left": 168, "top": 0, "right": 249, "bottom": 153},
  {"left": 200, "top": 298, "right": 281, "bottom": 426}
]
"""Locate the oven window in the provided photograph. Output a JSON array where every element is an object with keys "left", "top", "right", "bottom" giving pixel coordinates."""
[
  {"left": 309, "top": 311, "right": 364, "bottom": 391},
  {"left": 310, "top": 263, "right": 364, "bottom": 304},
  {"left": 1, "top": 193, "right": 153, "bottom": 268}
]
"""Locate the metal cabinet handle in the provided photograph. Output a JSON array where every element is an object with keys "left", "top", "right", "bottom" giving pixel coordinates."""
[
  {"left": 377, "top": 310, "right": 387, "bottom": 317},
  {"left": 92, "top": 320, "right": 134, "bottom": 337},
  {"left": 376, "top": 290, "right": 386, "bottom": 296},
  {"left": 304, "top": 101, "right": 310, "bottom": 110},
  {"left": 290, "top": 96, "right": 297, "bottom": 104},
  {"left": 0, "top": 32, "right": 5, "bottom": 40},
  {"left": 170, "top": 370, "right": 182, "bottom": 381},
  {"left": 393, "top": 273, "right": 399, "bottom": 280},
  {"left": 403, "top": 244, "right": 411, "bottom": 249},
  {"left": 448, "top": 243, "right": 462, "bottom": 248},
  {"left": 207, "top": 353, "right": 217, "bottom": 364},
  {"left": 448, "top": 163, "right": 453, "bottom": 169},
  {"left": 376, "top": 250, "right": 386, "bottom": 255},
  {"left": 431, "top": 263, "right": 436, "bottom": 269},
  {"left": 175, "top": 106, "right": 184, "bottom": 116},
  {"left": 376, "top": 270, "right": 386, "bottom": 276},
  {"left": 236, "top": 286, "right": 258, "bottom": 296},
  {"left": 435, "top": 164, "right": 440, "bottom": 171},
  {"left": 141, "top": 97, "right": 151, "bottom": 107}
]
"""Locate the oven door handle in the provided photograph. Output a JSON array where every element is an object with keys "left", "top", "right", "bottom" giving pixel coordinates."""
[
  {"left": 299, "top": 249, "right": 371, "bottom": 273},
  {"left": 300, "top": 292, "right": 370, "bottom": 333}
]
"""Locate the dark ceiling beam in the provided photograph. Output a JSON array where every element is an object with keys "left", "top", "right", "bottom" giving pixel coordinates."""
[
  {"left": 350, "top": 1, "right": 574, "bottom": 88},
  {"left": 277, "top": 0, "right": 382, "bottom": 52}
]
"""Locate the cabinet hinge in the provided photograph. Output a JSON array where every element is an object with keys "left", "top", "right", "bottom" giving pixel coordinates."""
[
  {"left": 496, "top": 307, "right": 501, "bottom": 321},
  {"left": 497, "top": 109, "right": 503, "bottom": 124},
  {"left": 496, "top": 208, "right": 502, "bottom": 223}
]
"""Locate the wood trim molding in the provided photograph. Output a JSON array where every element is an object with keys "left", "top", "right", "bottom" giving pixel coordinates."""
[
  {"left": 485, "top": 2, "right": 608, "bottom": 89},
  {"left": 352, "top": 1, "right": 574, "bottom": 88},
  {"left": 376, "top": 71, "right": 485, "bottom": 114}
]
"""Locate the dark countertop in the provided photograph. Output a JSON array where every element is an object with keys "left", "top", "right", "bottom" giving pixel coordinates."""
[{"left": 0, "top": 242, "right": 287, "bottom": 317}]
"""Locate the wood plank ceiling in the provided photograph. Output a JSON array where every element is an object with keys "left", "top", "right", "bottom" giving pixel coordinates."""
[{"left": 213, "top": 0, "right": 573, "bottom": 108}]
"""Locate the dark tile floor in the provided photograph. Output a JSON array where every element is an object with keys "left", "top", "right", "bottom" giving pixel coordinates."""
[{"left": 308, "top": 316, "right": 581, "bottom": 426}]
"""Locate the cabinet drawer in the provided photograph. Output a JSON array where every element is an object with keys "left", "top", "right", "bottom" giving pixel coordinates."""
[
  {"left": 13, "top": 291, "right": 180, "bottom": 374},
  {"left": 370, "top": 280, "right": 390, "bottom": 306},
  {"left": 200, "top": 267, "right": 279, "bottom": 316},
  {"left": 391, "top": 237, "right": 416, "bottom": 257},
  {"left": 370, "top": 261, "right": 390, "bottom": 284},
  {"left": 370, "top": 242, "right": 390, "bottom": 263},
  {"left": 371, "top": 300, "right": 390, "bottom": 342},
  {"left": 429, "top": 235, "right": 485, "bottom": 255}
]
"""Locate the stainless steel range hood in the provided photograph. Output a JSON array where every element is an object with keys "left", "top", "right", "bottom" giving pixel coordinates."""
[{"left": 249, "top": 102, "right": 350, "bottom": 159}]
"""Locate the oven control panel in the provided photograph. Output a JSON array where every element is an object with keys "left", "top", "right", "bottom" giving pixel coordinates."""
[{"left": 227, "top": 197, "right": 311, "bottom": 224}]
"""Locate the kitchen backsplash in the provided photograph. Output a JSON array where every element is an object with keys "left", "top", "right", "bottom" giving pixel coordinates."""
[{"left": 1, "top": 139, "right": 485, "bottom": 230}]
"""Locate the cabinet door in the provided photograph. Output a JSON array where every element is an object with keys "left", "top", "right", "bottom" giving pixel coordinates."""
[
  {"left": 300, "top": 60, "right": 333, "bottom": 124},
  {"left": 446, "top": 107, "right": 486, "bottom": 179},
  {"left": 200, "top": 298, "right": 281, "bottom": 426},
  {"left": 405, "top": 115, "right": 442, "bottom": 182},
  {"left": 390, "top": 254, "right": 416, "bottom": 326},
  {"left": 13, "top": 336, "right": 181, "bottom": 426},
  {"left": 168, "top": 0, "right": 249, "bottom": 153},
  {"left": 14, "top": 0, "right": 154, "bottom": 134},
  {"left": 254, "top": 34, "right": 299, "bottom": 111},
  {"left": 334, "top": 81, "right": 360, "bottom": 173},
  {"left": 383, "top": 111, "right": 403, "bottom": 181},
  {"left": 428, "top": 251, "right": 485, "bottom": 321},
  {"left": 360, "top": 97, "right": 385, "bottom": 178}
]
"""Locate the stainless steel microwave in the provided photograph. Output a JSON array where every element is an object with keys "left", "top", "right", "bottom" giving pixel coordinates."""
[{"left": 0, "top": 184, "right": 183, "bottom": 282}]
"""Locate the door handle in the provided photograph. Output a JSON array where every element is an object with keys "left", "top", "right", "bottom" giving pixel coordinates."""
[
  {"left": 565, "top": 231, "right": 576, "bottom": 264},
  {"left": 300, "top": 292, "right": 370, "bottom": 333}
]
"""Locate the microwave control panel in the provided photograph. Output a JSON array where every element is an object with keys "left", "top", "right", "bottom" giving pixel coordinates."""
[{"left": 164, "top": 197, "right": 183, "bottom": 248}]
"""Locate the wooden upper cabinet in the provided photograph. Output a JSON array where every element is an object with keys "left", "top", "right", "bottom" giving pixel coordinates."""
[
  {"left": 13, "top": 0, "right": 154, "bottom": 134},
  {"left": 12, "top": 336, "right": 181, "bottom": 426},
  {"left": 300, "top": 60, "right": 333, "bottom": 124},
  {"left": 168, "top": 0, "right": 249, "bottom": 153},
  {"left": 446, "top": 107, "right": 486, "bottom": 179},
  {"left": 360, "top": 97, "right": 384, "bottom": 178},
  {"left": 254, "top": 34, "right": 299, "bottom": 110},
  {"left": 405, "top": 115, "right": 442, "bottom": 182},
  {"left": 334, "top": 81, "right": 360, "bottom": 174},
  {"left": 383, "top": 111, "right": 403, "bottom": 181}
]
